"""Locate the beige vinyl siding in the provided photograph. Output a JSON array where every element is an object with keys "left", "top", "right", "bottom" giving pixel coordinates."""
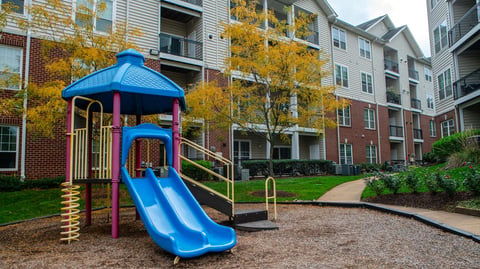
[
  {"left": 299, "top": 135, "right": 324, "bottom": 159},
  {"left": 462, "top": 107, "right": 480, "bottom": 130},
  {"left": 427, "top": 0, "right": 455, "bottom": 115},
  {"left": 372, "top": 42, "right": 387, "bottom": 106},
  {"left": 457, "top": 49, "right": 480, "bottom": 78},
  {"left": 130, "top": 0, "right": 160, "bottom": 56},
  {"left": 203, "top": 0, "right": 229, "bottom": 71},
  {"left": 234, "top": 132, "right": 268, "bottom": 159},
  {"left": 418, "top": 61, "right": 436, "bottom": 117}
]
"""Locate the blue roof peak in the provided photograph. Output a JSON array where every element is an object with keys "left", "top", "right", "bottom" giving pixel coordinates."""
[{"left": 116, "top": 48, "right": 145, "bottom": 66}]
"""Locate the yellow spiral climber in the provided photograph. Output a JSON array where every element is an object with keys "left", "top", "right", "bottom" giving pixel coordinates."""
[{"left": 60, "top": 182, "right": 81, "bottom": 243}]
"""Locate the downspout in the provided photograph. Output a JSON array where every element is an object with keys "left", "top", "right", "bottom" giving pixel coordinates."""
[
  {"left": 371, "top": 37, "right": 382, "bottom": 163},
  {"left": 21, "top": 1, "right": 32, "bottom": 180},
  {"left": 329, "top": 18, "right": 341, "bottom": 164}
]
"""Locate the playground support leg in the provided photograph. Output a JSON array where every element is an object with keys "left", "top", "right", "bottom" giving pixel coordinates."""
[
  {"left": 172, "top": 99, "right": 180, "bottom": 172},
  {"left": 111, "top": 91, "right": 121, "bottom": 239},
  {"left": 135, "top": 115, "right": 141, "bottom": 221},
  {"left": 85, "top": 183, "right": 92, "bottom": 226}
]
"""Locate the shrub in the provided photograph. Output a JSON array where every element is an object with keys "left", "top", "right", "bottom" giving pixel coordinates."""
[
  {"left": 379, "top": 173, "right": 402, "bottom": 194},
  {"left": 422, "top": 152, "right": 438, "bottom": 164},
  {"left": 424, "top": 173, "right": 441, "bottom": 194},
  {"left": 365, "top": 177, "right": 384, "bottom": 195},
  {"left": 358, "top": 163, "right": 382, "bottom": 173},
  {"left": 23, "top": 176, "right": 65, "bottom": 189},
  {"left": 181, "top": 160, "right": 212, "bottom": 181},
  {"left": 432, "top": 129, "right": 480, "bottom": 162},
  {"left": 0, "top": 175, "right": 23, "bottom": 192},
  {"left": 437, "top": 174, "right": 459, "bottom": 197},
  {"left": 404, "top": 171, "right": 422, "bottom": 193},
  {"left": 241, "top": 159, "right": 333, "bottom": 177},
  {"left": 463, "top": 167, "right": 480, "bottom": 195}
]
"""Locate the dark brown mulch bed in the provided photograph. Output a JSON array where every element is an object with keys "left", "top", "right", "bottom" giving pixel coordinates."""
[{"left": 362, "top": 191, "right": 478, "bottom": 211}]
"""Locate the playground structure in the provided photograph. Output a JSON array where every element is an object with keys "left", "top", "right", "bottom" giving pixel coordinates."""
[{"left": 60, "top": 49, "right": 276, "bottom": 261}]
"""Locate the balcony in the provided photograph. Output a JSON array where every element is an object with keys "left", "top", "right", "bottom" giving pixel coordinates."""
[
  {"left": 408, "top": 68, "right": 419, "bottom": 82},
  {"left": 453, "top": 68, "right": 480, "bottom": 100},
  {"left": 411, "top": 98, "right": 421, "bottom": 110},
  {"left": 413, "top": 128, "right": 423, "bottom": 140},
  {"left": 387, "top": 91, "right": 401, "bottom": 105},
  {"left": 384, "top": 59, "right": 399, "bottom": 74},
  {"left": 389, "top": 125, "right": 404, "bottom": 137},
  {"left": 159, "top": 33, "right": 203, "bottom": 60},
  {"left": 448, "top": 3, "right": 480, "bottom": 47}
]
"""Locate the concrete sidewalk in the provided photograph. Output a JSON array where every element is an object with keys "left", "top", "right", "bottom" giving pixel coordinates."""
[{"left": 318, "top": 179, "right": 480, "bottom": 236}]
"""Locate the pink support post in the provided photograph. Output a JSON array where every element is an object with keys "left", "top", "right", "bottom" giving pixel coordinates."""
[
  {"left": 172, "top": 99, "right": 180, "bottom": 172},
  {"left": 65, "top": 99, "right": 72, "bottom": 184},
  {"left": 111, "top": 92, "right": 121, "bottom": 238}
]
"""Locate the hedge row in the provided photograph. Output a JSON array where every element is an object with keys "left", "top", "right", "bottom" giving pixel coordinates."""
[
  {"left": 181, "top": 160, "right": 212, "bottom": 181},
  {"left": 241, "top": 159, "right": 334, "bottom": 177},
  {"left": 0, "top": 175, "right": 65, "bottom": 192}
]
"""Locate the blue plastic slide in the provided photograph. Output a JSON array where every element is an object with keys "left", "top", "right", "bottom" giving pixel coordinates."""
[{"left": 121, "top": 166, "right": 236, "bottom": 258}]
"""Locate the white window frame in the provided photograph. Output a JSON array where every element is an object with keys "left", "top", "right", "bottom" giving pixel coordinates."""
[
  {"left": 0, "top": 45, "right": 23, "bottom": 90},
  {"left": 358, "top": 37, "right": 371, "bottom": 60},
  {"left": 424, "top": 67, "right": 432, "bottom": 82},
  {"left": 437, "top": 68, "right": 452, "bottom": 100},
  {"left": 74, "top": 0, "right": 115, "bottom": 33},
  {"left": 335, "top": 63, "right": 349, "bottom": 88},
  {"left": 364, "top": 108, "right": 375, "bottom": 130},
  {"left": 441, "top": 119, "right": 454, "bottom": 137},
  {"left": 339, "top": 143, "right": 353, "bottom": 165},
  {"left": 338, "top": 105, "right": 351, "bottom": 127},
  {"left": 426, "top": 94, "right": 434, "bottom": 109},
  {"left": 433, "top": 20, "right": 448, "bottom": 54},
  {"left": 0, "top": 125, "right": 19, "bottom": 171},
  {"left": 366, "top": 145, "right": 377, "bottom": 164},
  {"left": 429, "top": 120, "right": 436, "bottom": 137},
  {"left": 332, "top": 26, "right": 346, "bottom": 50},
  {"left": 361, "top": 72, "right": 373, "bottom": 94},
  {"left": 273, "top": 146, "right": 291, "bottom": 160},
  {"left": 234, "top": 140, "right": 251, "bottom": 166}
]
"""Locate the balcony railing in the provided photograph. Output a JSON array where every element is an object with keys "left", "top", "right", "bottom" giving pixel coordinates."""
[
  {"left": 384, "top": 59, "right": 399, "bottom": 73},
  {"left": 408, "top": 68, "right": 419, "bottom": 81},
  {"left": 448, "top": 3, "right": 480, "bottom": 47},
  {"left": 179, "top": 0, "right": 202, "bottom": 6},
  {"left": 390, "top": 125, "right": 404, "bottom": 137},
  {"left": 453, "top": 68, "right": 480, "bottom": 100},
  {"left": 387, "top": 91, "right": 401, "bottom": 105},
  {"left": 413, "top": 128, "right": 423, "bottom": 140},
  {"left": 411, "top": 98, "right": 421, "bottom": 110},
  {"left": 159, "top": 33, "right": 203, "bottom": 60}
]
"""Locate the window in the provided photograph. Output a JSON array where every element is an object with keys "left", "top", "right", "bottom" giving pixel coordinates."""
[
  {"left": 339, "top": 143, "right": 353, "bottom": 165},
  {"left": 332, "top": 27, "right": 346, "bottom": 50},
  {"left": 433, "top": 21, "right": 448, "bottom": 54},
  {"left": 273, "top": 147, "right": 291, "bottom": 160},
  {"left": 426, "top": 94, "right": 434, "bottom": 109},
  {"left": 364, "top": 108, "right": 375, "bottom": 129},
  {"left": 335, "top": 64, "right": 349, "bottom": 88},
  {"left": 437, "top": 68, "right": 452, "bottom": 100},
  {"left": 361, "top": 72, "right": 373, "bottom": 93},
  {"left": 234, "top": 140, "right": 250, "bottom": 166},
  {"left": 0, "top": 45, "right": 22, "bottom": 90},
  {"left": 358, "top": 37, "right": 371, "bottom": 59},
  {"left": 441, "top": 119, "right": 454, "bottom": 137},
  {"left": 366, "top": 145, "right": 377, "bottom": 164},
  {"left": 2, "top": 0, "right": 24, "bottom": 14},
  {"left": 424, "top": 67, "right": 432, "bottom": 82},
  {"left": 75, "top": 0, "right": 113, "bottom": 32},
  {"left": 429, "top": 120, "right": 436, "bottom": 137},
  {"left": 0, "top": 126, "right": 18, "bottom": 170},
  {"left": 338, "top": 106, "right": 351, "bottom": 127}
]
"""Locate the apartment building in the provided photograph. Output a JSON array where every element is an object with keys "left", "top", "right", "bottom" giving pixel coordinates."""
[
  {"left": 427, "top": 0, "right": 480, "bottom": 133},
  {"left": 0, "top": 0, "right": 436, "bottom": 179}
]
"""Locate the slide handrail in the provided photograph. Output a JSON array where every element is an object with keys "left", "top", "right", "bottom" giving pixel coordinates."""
[
  {"left": 265, "top": 176, "right": 277, "bottom": 221},
  {"left": 179, "top": 137, "right": 235, "bottom": 216}
]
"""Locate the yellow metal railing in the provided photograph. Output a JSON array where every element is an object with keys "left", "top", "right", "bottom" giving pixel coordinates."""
[
  {"left": 265, "top": 176, "right": 277, "bottom": 221},
  {"left": 179, "top": 137, "right": 235, "bottom": 216}
]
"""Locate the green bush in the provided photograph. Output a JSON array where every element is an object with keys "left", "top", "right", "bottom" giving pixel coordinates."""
[
  {"left": 181, "top": 160, "right": 212, "bottom": 181},
  {"left": 0, "top": 175, "right": 23, "bottom": 192},
  {"left": 424, "top": 173, "right": 441, "bottom": 194},
  {"left": 241, "top": 159, "right": 334, "bottom": 177},
  {"left": 379, "top": 173, "right": 402, "bottom": 194},
  {"left": 358, "top": 163, "right": 382, "bottom": 173},
  {"left": 432, "top": 129, "right": 480, "bottom": 162},
  {"left": 437, "top": 174, "right": 459, "bottom": 197},
  {"left": 463, "top": 167, "right": 480, "bottom": 195},
  {"left": 23, "top": 176, "right": 65, "bottom": 189},
  {"left": 365, "top": 177, "right": 384, "bottom": 195},
  {"left": 404, "top": 171, "right": 422, "bottom": 193},
  {"left": 422, "top": 151, "right": 438, "bottom": 164}
]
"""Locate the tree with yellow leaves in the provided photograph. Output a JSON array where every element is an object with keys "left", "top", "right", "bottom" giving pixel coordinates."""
[
  {"left": 186, "top": 0, "right": 343, "bottom": 175},
  {"left": 0, "top": 0, "right": 141, "bottom": 137}
]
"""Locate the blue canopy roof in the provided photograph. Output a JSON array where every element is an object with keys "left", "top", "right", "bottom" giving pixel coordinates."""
[{"left": 62, "top": 49, "right": 186, "bottom": 115}]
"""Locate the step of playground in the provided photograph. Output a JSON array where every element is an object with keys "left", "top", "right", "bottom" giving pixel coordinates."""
[{"left": 233, "top": 209, "right": 278, "bottom": 231}]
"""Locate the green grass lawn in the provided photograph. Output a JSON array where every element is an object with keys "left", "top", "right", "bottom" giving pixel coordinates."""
[{"left": 0, "top": 175, "right": 360, "bottom": 224}]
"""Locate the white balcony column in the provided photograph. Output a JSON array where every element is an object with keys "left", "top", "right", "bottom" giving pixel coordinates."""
[{"left": 292, "top": 131, "right": 300, "bottom": 160}]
